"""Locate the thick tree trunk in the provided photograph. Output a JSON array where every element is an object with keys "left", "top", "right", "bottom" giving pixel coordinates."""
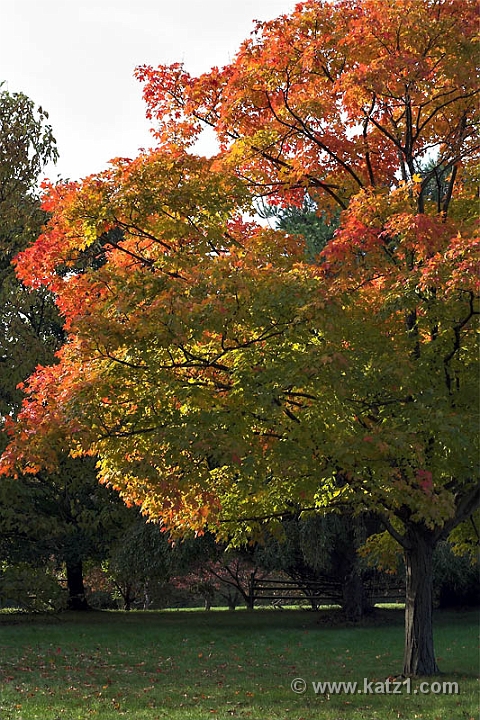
[
  {"left": 403, "top": 527, "right": 439, "bottom": 676},
  {"left": 66, "top": 559, "right": 90, "bottom": 611}
]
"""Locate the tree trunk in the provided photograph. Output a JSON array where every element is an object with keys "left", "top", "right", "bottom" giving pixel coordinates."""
[
  {"left": 123, "top": 583, "right": 134, "bottom": 611},
  {"left": 246, "top": 571, "right": 256, "bottom": 609},
  {"left": 342, "top": 564, "right": 369, "bottom": 621},
  {"left": 339, "top": 516, "right": 372, "bottom": 621},
  {"left": 403, "top": 527, "right": 439, "bottom": 676},
  {"left": 66, "top": 559, "right": 90, "bottom": 611}
]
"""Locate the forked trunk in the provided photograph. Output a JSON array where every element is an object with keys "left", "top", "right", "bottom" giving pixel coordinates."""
[{"left": 403, "top": 527, "right": 439, "bottom": 676}]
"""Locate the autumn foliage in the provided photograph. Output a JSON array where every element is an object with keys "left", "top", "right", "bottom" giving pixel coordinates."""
[
  {"left": 1, "top": 0, "right": 478, "bottom": 676},
  {"left": 136, "top": 0, "right": 478, "bottom": 209}
]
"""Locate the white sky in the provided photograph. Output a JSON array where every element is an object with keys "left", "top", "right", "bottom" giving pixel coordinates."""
[{"left": 3, "top": 0, "right": 296, "bottom": 182}]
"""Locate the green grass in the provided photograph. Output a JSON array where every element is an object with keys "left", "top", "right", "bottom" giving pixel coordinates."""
[{"left": 0, "top": 607, "right": 478, "bottom": 719}]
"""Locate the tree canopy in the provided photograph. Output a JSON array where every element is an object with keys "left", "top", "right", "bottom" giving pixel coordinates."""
[
  {"left": 0, "top": 0, "right": 478, "bottom": 675},
  {"left": 136, "top": 0, "right": 478, "bottom": 210},
  {"left": 0, "top": 84, "right": 60, "bottom": 419}
]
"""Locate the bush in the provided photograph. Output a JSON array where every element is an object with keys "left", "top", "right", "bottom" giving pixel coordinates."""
[
  {"left": 434, "top": 543, "right": 480, "bottom": 608},
  {"left": 0, "top": 562, "right": 67, "bottom": 612}
]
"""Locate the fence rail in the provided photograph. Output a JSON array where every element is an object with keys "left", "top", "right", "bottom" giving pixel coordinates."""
[{"left": 252, "top": 575, "right": 405, "bottom": 607}]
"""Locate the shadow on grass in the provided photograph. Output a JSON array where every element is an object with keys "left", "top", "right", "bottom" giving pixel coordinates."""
[{"left": 0, "top": 607, "right": 477, "bottom": 720}]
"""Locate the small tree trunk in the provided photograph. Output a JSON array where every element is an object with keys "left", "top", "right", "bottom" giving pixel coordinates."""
[
  {"left": 246, "top": 571, "right": 256, "bottom": 610},
  {"left": 143, "top": 585, "right": 150, "bottom": 610},
  {"left": 403, "top": 527, "right": 439, "bottom": 676},
  {"left": 223, "top": 590, "right": 238, "bottom": 610},
  {"left": 66, "top": 559, "right": 90, "bottom": 611},
  {"left": 123, "top": 584, "right": 134, "bottom": 611},
  {"left": 340, "top": 514, "right": 372, "bottom": 621},
  {"left": 342, "top": 565, "right": 367, "bottom": 621},
  {"left": 308, "top": 597, "right": 319, "bottom": 612}
]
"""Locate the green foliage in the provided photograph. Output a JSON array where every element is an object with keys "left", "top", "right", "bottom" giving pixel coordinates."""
[
  {"left": 0, "top": 282, "right": 64, "bottom": 421},
  {"left": 0, "top": 84, "right": 61, "bottom": 419},
  {"left": 258, "top": 195, "right": 340, "bottom": 261},
  {"left": 433, "top": 541, "right": 480, "bottom": 609},
  {"left": 0, "top": 83, "right": 57, "bottom": 272},
  {"left": 0, "top": 561, "right": 66, "bottom": 612},
  {"left": 258, "top": 514, "right": 358, "bottom": 578},
  {"left": 446, "top": 511, "right": 480, "bottom": 561},
  {"left": 0, "top": 455, "right": 129, "bottom": 563},
  {"left": 359, "top": 530, "right": 404, "bottom": 574},
  {"left": 104, "top": 513, "right": 174, "bottom": 609}
]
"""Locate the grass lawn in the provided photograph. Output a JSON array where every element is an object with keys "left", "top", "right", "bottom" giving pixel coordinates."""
[{"left": 0, "top": 607, "right": 478, "bottom": 719}]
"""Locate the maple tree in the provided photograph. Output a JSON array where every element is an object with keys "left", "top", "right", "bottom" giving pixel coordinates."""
[
  {"left": 133, "top": 0, "right": 479, "bottom": 675},
  {"left": 0, "top": 0, "right": 478, "bottom": 676},
  {"left": 135, "top": 0, "right": 478, "bottom": 210}
]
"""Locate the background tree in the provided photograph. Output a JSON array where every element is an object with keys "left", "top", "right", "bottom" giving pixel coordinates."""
[
  {"left": 170, "top": 539, "right": 271, "bottom": 611},
  {"left": 104, "top": 511, "right": 174, "bottom": 610},
  {"left": 259, "top": 513, "right": 379, "bottom": 618},
  {"left": 433, "top": 541, "right": 480, "bottom": 609},
  {"left": 0, "top": 85, "right": 62, "bottom": 604},
  {"left": 257, "top": 194, "right": 339, "bottom": 261},
  {"left": 0, "top": 83, "right": 60, "bottom": 419},
  {"left": 0, "top": 86, "right": 133, "bottom": 611}
]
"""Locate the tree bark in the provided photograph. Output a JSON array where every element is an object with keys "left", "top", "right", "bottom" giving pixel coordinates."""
[
  {"left": 403, "top": 527, "right": 439, "bottom": 676},
  {"left": 123, "top": 584, "right": 134, "bottom": 611},
  {"left": 66, "top": 559, "right": 90, "bottom": 611},
  {"left": 339, "top": 516, "right": 372, "bottom": 621},
  {"left": 342, "top": 564, "right": 370, "bottom": 621}
]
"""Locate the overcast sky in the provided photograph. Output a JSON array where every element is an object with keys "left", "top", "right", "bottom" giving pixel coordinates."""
[{"left": 3, "top": 0, "right": 296, "bottom": 181}]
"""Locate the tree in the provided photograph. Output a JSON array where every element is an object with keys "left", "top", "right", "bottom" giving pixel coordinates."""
[
  {"left": 0, "top": 454, "right": 133, "bottom": 611},
  {"left": 104, "top": 511, "right": 174, "bottom": 610},
  {"left": 0, "top": 85, "right": 63, "bottom": 604},
  {"left": 433, "top": 540, "right": 480, "bottom": 609},
  {"left": 258, "top": 194, "right": 339, "bottom": 261},
  {"left": 0, "top": 83, "right": 60, "bottom": 419},
  {"left": 134, "top": 0, "right": 480, "bottom": 675},
  {"left": 46, "top": 457, "right": 136, "bottom": 611},
  {"left": 1, "top": 0, "right": 479, "bottom": 676},
  {"left": 0, "top": 87, "right": 131, "bottom": 611},
  {"left": 171, "top": 539, "right": 272, "bottom": 611},
  {"left": 259, "top": 513, "right": 378, "bottom": 618}
]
